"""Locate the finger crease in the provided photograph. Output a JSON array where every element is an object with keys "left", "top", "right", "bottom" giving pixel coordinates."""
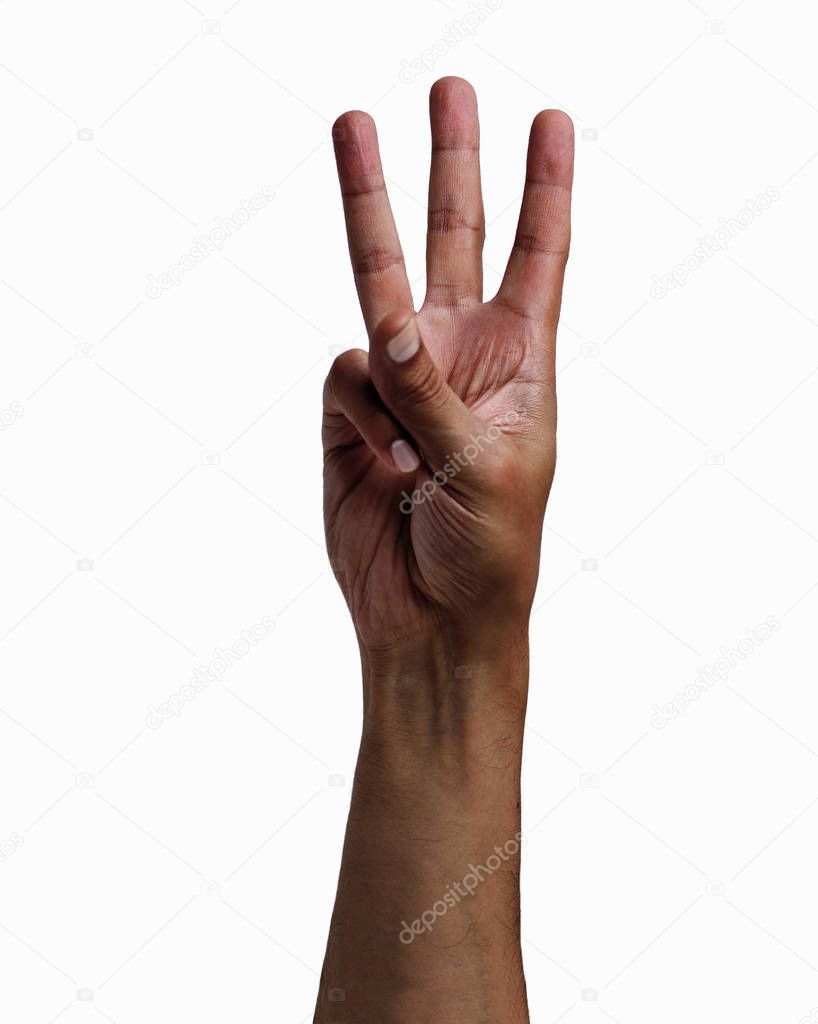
[
  {"left": 425, "top": 282, "right": 477, "bottom": 305},
  {"left": 512, "top": 234, "right": 568, "bottom": 257},
  {"left": 352, "top": 249, "right": 405, "bottom": 276},
  {"left": 427, "top": 207, "right": 484, "bottom": 235},
  {"left": 431, "top": 142, "right": 479, "bottom": 153},
  {"left": 342, "top": 181, "right": 387, "bottom": 199},
  {"left": 523, "top": 177, "right": 572, "bottom": 195},
  {"left": 493, "top": 295, "right": 543, "bottom": 323}
]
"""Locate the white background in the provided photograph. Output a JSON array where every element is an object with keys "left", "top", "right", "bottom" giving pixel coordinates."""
[{"left": 1, "top": 0, "right": 817, "bottom": 1021}]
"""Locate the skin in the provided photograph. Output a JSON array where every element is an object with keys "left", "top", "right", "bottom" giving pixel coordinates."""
[{"left": 316, "top": 77, "right": 573, "bottom": 1023}]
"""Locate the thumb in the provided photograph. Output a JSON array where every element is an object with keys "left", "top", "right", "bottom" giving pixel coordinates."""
[{"left": 368, "top": 309, "right": 482, "bottom": 471}]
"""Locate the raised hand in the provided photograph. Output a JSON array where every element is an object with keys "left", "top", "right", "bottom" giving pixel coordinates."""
[{"left": 323, "top": 77, "right": 574, "bottom": 657}]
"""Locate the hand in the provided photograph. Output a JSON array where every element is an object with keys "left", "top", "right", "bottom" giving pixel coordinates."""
[{"left": 323, "top": 77, "right": 574, "bottom": 656}]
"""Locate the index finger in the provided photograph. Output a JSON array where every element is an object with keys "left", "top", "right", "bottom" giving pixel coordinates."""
[{"left": 333, "top": 111, "right": 414, "bottom": 335}]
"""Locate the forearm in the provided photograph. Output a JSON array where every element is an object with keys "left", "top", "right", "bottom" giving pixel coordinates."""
[{"left": 315, "top": 628, "right": 531, "bottom": 1024}]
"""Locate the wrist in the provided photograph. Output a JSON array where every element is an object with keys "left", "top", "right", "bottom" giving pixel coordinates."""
[
  {"left": 355, "top": 622, "right": 529, "bottom": 798},
  {"left": 360, "top": 618, "right": 528, "bottom": 726}
]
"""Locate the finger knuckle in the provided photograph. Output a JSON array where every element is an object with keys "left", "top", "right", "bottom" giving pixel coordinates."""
[{"left": 326, "top": 348, "right": 366, "bottom": 397}]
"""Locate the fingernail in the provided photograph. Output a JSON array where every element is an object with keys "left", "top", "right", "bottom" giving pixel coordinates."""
[
  {"left": 387, "top": 321, "right": 420, "bottom": 363},
  {"left": 391, "top": 439, "right": 421, "bottom": 473}
]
